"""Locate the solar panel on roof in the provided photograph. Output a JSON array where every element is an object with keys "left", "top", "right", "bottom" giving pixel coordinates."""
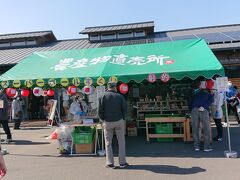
[
  {"left": 222, "top": 31, "right": 240, "bottom": 40},
  {"left": 171, "top": 35, "right": 197, "bottom": 41},
  {"left": 195, "top": 33, "right": 232, "bottom": 43}
]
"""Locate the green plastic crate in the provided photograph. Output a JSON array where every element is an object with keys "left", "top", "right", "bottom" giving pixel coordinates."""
[
  {"left": 72, "top": 132, "right": 94, "bottom": 144},
  {"left": 155, "top": 123, "right": 174, "bottom": 142}
]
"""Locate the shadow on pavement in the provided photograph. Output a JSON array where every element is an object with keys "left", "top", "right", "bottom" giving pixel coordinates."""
[
  {"left": 122, "top": 165, "right": 206, "bottom": 174},
  {"left": 4, "top": 140, "right": 51, "bottom": 145}
]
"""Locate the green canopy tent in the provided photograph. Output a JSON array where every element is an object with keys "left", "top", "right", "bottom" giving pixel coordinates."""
[{"left": 0, "top": 39, "right": 224, "bottom": 86}]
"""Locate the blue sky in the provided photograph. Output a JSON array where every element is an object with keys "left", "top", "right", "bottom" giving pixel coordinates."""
[{"left": 1, "top": 0, "right": 240, "bottom": 40}]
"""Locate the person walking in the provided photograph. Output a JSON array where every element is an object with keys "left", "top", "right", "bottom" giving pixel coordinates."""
[
  {"left": 98, "top": 82, "right": 128, "bottom": 169},
  {"left": 12, "top": 96, "right": 22, "bottom": 129},
  {"left": 191, "top": 88, "right": 213, "bottom": 152},
  {"left": 0, "top": 89, "right": 12, "bottom": 143},
  {"left": 211, "top": 90, "right": 224, "bottom": 141}
]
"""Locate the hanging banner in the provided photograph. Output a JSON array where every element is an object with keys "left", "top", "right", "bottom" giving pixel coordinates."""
[
  {"left": 109, "top": 76, "right": 118, "bottom": 83},
  {"left": 84, "top": 77, "right": 93, "bottom": 86},
  {"left": 160, "top": 73, "right": 170, "bottom": 82},
  {"left": 12, "top": 80, "right": 21, "bottom": 88},
  {"left": 1, "top": 81, "right": 9, "bottom": 88},
  {"left": 60, "top": 78, "right": 69, "bottom": 87},
  {"left": 147, "top": 73, "right": 156, "bottom": 83},
  {"left": 97, "top": 77, "right": 105, "bottom": 86},
  {"left": 24, "top": 80, "right": 33, "bottom": 88},
  {"left": 48, "top": 78, "right": 57, "bottom": 87},
  {"left": 72, "top": 77, "right": 81, "bottom": 86},
  {"left": 36, "top": 79, "right": 45, "bottom": 87}
]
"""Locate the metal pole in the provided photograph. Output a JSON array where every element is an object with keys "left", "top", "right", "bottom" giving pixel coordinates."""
[{"left": 224, "top": 92, "right": 231, "bottom": 152}]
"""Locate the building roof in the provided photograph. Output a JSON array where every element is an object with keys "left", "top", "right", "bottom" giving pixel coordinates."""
[
  {"left": 0, "top": 31, "right": 56, "bottom": 41},
  {"left": 1, "top": 23, "right": 240, "bottom": 66},
  {"left": 80, "top": 21, "right": 154, "bottom": 34}
]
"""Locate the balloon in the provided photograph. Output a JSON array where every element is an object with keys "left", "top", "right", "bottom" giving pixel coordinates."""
[
  {"left": 21, "top": 89, "right": 30, "bottom": 97},
  {"left": 6, "top": 88, "right": 17, "bottom": 97},
  {"left": 68, "top": 86, "right": 77, "bottom": 95},
  {"left": 47, "top": 89, "right": 55, "bottom": 96},
  {"left": 42, "top": 90, "right": 48, "bottom": 96}
]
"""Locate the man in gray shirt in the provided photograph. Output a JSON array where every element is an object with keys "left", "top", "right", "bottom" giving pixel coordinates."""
[{"left": 98, "top": 82, "right": 128, "bottom": 169}]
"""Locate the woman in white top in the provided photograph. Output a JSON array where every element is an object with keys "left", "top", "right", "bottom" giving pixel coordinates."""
[
  {"left": 69, "top": 95, "right": 87, "bottom": 122},
  {"left": 211, "top": 90, "right": 224, "bottom": 141}
]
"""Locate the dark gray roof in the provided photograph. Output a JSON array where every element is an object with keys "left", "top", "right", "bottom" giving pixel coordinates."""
[
  {"left": 0, "top": 31, "right": 56, "bottom": 41},
  {"left": 80, "top": 21, "right": 154, "bottom": 34},
  {"left": 1, "top": 23, "right": 240, "bottom": 66}
]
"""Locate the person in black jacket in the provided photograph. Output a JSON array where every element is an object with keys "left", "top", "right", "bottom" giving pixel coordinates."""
[
  {"left": 0, "top": 89, "right": 12, "bottom": 143},
  {"left": 98, "top": 82, "right": 129, "bottom": 169}
]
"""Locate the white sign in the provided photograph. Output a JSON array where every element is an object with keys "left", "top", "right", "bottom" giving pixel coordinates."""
[{"left": 216, "top": 77, "right": 228, "bottom": 92}]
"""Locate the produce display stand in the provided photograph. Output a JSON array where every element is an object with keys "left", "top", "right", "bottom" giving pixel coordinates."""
[
  {"left": 145, "top": 115, "right": 191, "bottom": 142},
  {"left": 69, "top": 122, "right": 103, "bottom": 156}
]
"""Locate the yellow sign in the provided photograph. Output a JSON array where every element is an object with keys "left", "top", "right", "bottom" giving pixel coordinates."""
[
  {"left": 84, "top": 77, "right": 93, "bottom": 86},
  {"left": 24, "top": 80, "right": 33, "bottom": 88},
  {"left": 36, "top": 79, "right": 45, "bottom": 87},
  {"left": 72, "top": 77, "right": 81, "bottom": 86},
  {"left": 48, "top": 79, "right": 57, "bottom": 87},
  {"left": 13, "top": 80, "right": 21, "bottom": 88},
  {"left": 1, "top": 81, "right": 9, "bottom": 88},
  {"left": 60, "top": 78, "right": 69, "bottom": 87},
  {"left": 109, "top": 76, "right": 118, "bottom": 83},
  {"left": 97, "top": 77, "right": 105, "bottom": 86}
]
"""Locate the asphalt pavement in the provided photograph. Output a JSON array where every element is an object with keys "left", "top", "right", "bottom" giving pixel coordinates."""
[{"left": 1, "top": 121, "right": 240, "bottom": 180}]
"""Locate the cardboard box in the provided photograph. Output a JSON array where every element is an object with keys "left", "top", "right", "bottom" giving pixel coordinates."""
[
  {"left": 127, "top": 127, "right": 137, "bottom": 136},
  {"left": 75, "top": 143, "right": 94, "bottom": 154}
]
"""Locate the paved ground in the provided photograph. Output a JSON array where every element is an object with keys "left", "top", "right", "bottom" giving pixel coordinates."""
[{"left": 1, "top": 121, "right": 240, "bottom": 180}]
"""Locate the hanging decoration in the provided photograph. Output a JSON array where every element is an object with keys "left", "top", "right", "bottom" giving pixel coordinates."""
[
  {"left": 6, "top": 88, "right": 17, "bottom": 97},
  {"left": 72, "top": 77, "right": 81, "bottom": 86},
  {"left": 199, "top": 81, "right": 206, "bottom": 89},
  {"left": 97, "top": 77, "right": 105, "bottom": 86},
  {"left": 47, "top": 89, "right": 55, "bottom": 96},
  {"left": 12, "top": 80, "right": 21, "bottom": 88},
  {"left": 33, "top": 87, "right": 43, "bottom": 96},
  {"left": 21, "top": 89, "right": 30, "bottom": 97},
  {"left": 42, "top": 90, "right": 48, "bottom": 97},
  {"left": 1, "top": 81, "right": 9, "bottom": 88},
  {"left": 36, "top": 79, "right": 45, "bottom": 87},
  {"left": 68, "top": 86, "right": 77, "bottom": 95},
  {"left": 147, "top": 73, "right": 156, "bottom": 83},
  {"left": 48, "top": 79, "right": 57, "bottom": 87},
  {"left": 109, "top": 76, "right": 118, "bottom": 83},
  {"left": 160, "top": 72, "right": 170, "bottom": 82},
  {"left": 119, "top": 83, "right": 129, "bottom": 94},
  {"left": 24, "top": 80, "right": 33, "bottom": 88},
  {"left": 206, "top": 79, "right": 214, "bottom": 90},
  {"left": 60, "top": 78, "right": 69, "bottom": 87},
  {"left": 83, "top": 86, "right": 92, "bottom": 95},
  {"left": 84, "top": 77, "right": 93, "bottom": 86}
]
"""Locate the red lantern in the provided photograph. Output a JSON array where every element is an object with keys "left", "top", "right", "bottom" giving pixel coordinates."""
[
  {"left": 68, "top": 86, "right": 77, "bottom": 95},
  {"left": 42, "top": 90, "right": 48, "bottom": 96},
  {"left": 206, "top": 80, "right": 214, "bottom": 90},
  {"left": 21, "top": 89, "right": 30, "bottom": 97},
  {"left": 119, "top": 83, "right": 129, "bottom": 94},
  {"left": 83, "top": 86, "right": 91, "bottom": 95},
  {"left": 6, "top": 88, "right": 17, "bottom": 97},
  {"left": 47, "top": 89, "right": 55, "bottom": 96}
]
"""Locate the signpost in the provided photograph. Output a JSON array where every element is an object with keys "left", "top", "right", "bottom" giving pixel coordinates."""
[{"left": 216, "top": 77, "right": 238, "bottom": 158}]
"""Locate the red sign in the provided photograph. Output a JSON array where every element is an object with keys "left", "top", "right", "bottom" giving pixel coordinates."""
[
  {"left": 160, "top": 73, "right": 170, "bottom": 82},
  {"left": 147, "top": 73, "right": 156, "bottom": 83},
  {"left": 165, "top": 60, "right": 174, "bottom": 64},
  {"left": 119, "top": 83, "right": 129, "bottom": 94}
]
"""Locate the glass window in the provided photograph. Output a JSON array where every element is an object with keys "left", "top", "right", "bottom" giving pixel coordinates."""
[
  {"left": 0, "top": 41, "right": 10, "bottom": 47},
  {"left": 101, "top": 33, "right": 116, "bottom": 40},
  {"left": 89, "top": 34, "right": 100, "bottom": 41},
  {"left": 118, "top": 31, "right": 133, "bottom": 39},
  {"left": 11, "top": 40, "right": 25, "bottom": 46},
  {"left": 26, "top": 39, "right": 36, "bottom": 45},
  {"left": 135, "top": 30, "right": 145, "bottom": 37}
]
